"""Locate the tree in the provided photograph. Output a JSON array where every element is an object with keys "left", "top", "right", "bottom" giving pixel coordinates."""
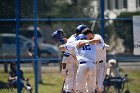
[
  {"left": 52, "top": 0, "right": 94, "bottom": 37},
  {"left": 0, "top": 0, "right": 16, "bottom": 33},
  {"left": 111, "top": 11, "right": 140, "bottom": 54}
]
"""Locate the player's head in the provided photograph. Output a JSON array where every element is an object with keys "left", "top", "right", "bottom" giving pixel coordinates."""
[
  {"left": 82, "top": 28, "right": 93, "bottom": 35},
  {"left": 82, "top": 29, "right": 94, "bottom": 40},
  {"left": 52, "top": 29, "right": 64, "bottom": 37},
  {"left": 75, "top": 24, "right": 89, "bottom": 35},
  {"left": 76, "top": 34, "right": 87, "bottom": 40},
  {"left": 51, "top": 29, "right": 65, "bottom": 44}
]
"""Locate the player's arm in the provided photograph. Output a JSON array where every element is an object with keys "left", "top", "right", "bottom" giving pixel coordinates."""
[
  {"left": 61, "top": 62, "right": 67, "bottom": 78},
  {"left": 59, "top": 42, "right": 75, "bottom": 51},
  {"left": 106, "top": 68, "right": 111, "bottom": 77},
  {"left": 8, "top": 73, "right": 17, "bottom": 80},
  {"left": 103, "top": 43, "right": 110, "bottom": 50},
  {"left": 77, "top": 38, "right": 101, "bottom": 48},
  {"left": 89, "top": 38, "right": 101, "bottom": 44},
  {"left": 59, "top": 45, "right": 67, "bottom": 51}
]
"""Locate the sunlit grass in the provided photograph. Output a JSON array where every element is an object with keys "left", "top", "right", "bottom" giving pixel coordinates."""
[{"left": 0, "top": 67, "right": 140, "bottom": 93}]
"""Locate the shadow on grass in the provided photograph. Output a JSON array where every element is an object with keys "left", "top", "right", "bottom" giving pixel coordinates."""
[
  {"left": 40, "top": 82, "right": 56, "bottom": 86},
  {"left": 0, "top": 81, "right": 8, "bottom": 89}
]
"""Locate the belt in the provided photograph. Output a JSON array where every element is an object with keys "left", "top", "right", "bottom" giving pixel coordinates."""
[
  {"left": 80, "top": 61, "right": 95, "bottom": 64},
  {"left": 96, "top": 60, "right": 103, "bottom": 64},
  {"left": 80, "top": 61, "right": 86, "bottom": 64},
  {"left": 63, "top": 52, "right": 71, "bottom": 57}
]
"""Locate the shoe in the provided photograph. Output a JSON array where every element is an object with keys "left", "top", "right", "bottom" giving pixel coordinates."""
[{"left": 25, "top": 85, "right": 32, "bottom": 90}]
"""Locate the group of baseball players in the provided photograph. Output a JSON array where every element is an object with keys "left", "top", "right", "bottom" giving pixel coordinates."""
[{"left": 52, "top": 24, "right": 110, "bottom": 93}]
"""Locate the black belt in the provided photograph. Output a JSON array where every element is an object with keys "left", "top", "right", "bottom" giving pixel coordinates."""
[
  {"left": 96, "top": 60, "right": 103, "bottom": 64},
  {"left": 63, "top": 52, "right": 71, "bottom": 57},
  {"left": 80, "top": 61, "right": 95, "bottom": 64},
  {"left": 80, "top": 61, "right": 86, "bottom": 64}
]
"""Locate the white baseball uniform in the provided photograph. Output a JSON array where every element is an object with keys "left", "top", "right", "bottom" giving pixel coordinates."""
[
  {"left": 94, "top": 34, "right": 109, "bottom": 92},
  {"left": 65, "top": 41, "right": 96, "bottom": 93},
  {"left": 62, "top": 34, "right": 78, "bottom": 93}
]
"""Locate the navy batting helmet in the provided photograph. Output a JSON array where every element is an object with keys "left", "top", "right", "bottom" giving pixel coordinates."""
[
  {"left": 76, "top": 25, "right": 89, "bottom": 35},
  {"left": 76, "top": 34, "right": 86, "bottom": 40},
  {"left": 52, "top": 29, "right": 64, "bottom": 37},
  {"left": 51, "top": 29, "right": 65, "bottom": 44}
]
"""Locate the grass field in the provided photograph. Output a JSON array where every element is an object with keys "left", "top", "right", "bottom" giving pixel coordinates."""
[
  {"left": 123, "top": 70, "right": 140, "bottom": 93},
  {"left": 0, "top": 67, "right": 140, "bottom": 93}
]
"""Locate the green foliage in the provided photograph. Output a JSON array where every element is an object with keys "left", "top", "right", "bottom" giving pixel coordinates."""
[
  {"left": 0, "top": 0, "right": 16, "bottom": 32},
  {"left": 118, "top": 11, "right": 140, "bottom": 18},
  {"left": 113, "top": 11, "right": 140, "bottom": 53},
  {"left": 48, "top": 0, "right": 93, "bottom": 37},
  {"left": 0, "top": 0, "right": 94, "bottom": 37}
]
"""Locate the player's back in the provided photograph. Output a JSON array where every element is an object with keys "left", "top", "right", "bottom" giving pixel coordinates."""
[
  {"left": 64, "top": 34, "right": 77, "bottom": 63},
  {"left": 76, "top": 43, "right": 96, "bottom": 63},
  {"left": 66, "top": 34, "right": 77, "bottom": 56},
  {"left": 65, "top": 40, "right": 96, "bottom": 63}
]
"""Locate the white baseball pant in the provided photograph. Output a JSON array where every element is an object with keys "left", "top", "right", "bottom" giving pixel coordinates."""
[
  {"left": 62, "top": 56, "right": 77, "bottom": 92},
  {"left": 76, "top": 62, "right": 96, "bottom": 93},
  {"left": 96, "top": 60, "right": 108, "bottom": 92}
]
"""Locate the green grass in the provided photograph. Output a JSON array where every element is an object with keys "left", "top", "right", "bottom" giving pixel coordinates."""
[
  {"left": 0, "top": 68, "right": 63, "bottom": 93},
  {"left": 20, "top": 68, "right": 64, "bottom": 93},
  {"left": 124, "top": 70, "right": 140, "bottom": 93},
  {"left": 0, "top": 68, "right": 140, "bottom": 93}
]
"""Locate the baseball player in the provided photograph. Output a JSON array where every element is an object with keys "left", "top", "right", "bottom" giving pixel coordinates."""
[
  {"left": 62, "top": 25, "right": 91, "bottom": 93},
  {"left": 52, "top": 29, "right": 75, "bottom": 93},
  {"left": 61, "top": 33, "right": 78, "bottom": 93},
  {"left": 93, "top": 34, "right": 110, "bottom": 93},
  {"left": 59, "top": 33, "right": 101, "bottom": 93},
  {"left": 52, "top": 25, "right": 89, "bottom": 93},
  {"left": 77, "top": 27, "right": 110, "bottom": 93}
]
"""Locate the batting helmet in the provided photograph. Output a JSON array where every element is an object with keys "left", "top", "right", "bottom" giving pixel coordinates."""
[
  {"left": 51, "top": 29, "right": 65, "bottom": 44},
  {"left": 76, "top": 24, "right": 89, "bottom": 35},
  {"left": 76, "top": 34, "right": 86, "bottom": 40},
  {"left": 52, "top": 29, "right": 64, "bottom": 38}
]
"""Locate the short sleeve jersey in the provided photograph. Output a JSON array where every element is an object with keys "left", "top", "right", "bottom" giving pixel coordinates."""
[
  {"left": 64, "top": 34, "right": 77, "bottom": 63},
  {"left": 65, "top": 41, "right": 96, "bottom": 64},
  {"left": 94, "top": 34, "right": 106, "bottom": 61}
]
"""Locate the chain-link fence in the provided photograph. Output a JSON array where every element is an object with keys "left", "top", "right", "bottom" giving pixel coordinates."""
[{"left": 0, "top": 0, "right": 140, "bottom": 93}]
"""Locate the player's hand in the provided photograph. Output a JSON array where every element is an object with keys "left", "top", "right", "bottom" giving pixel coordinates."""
[
  {"left": 76, "top": 41, "right": 86, "bottom": 48},
  {"left": 63, "top": 38, "right": 67, "bottom": 42},
  {"left": 104, "top": 43, "right": 110, "bottom": 50},
  {"left": 96, "top": 86, "right": 104, "bottom": 93},
  {"left": 14, "top": 76, "right": 17, "bottom": 79},
  {"left": 61, "top": 69, "right": 68, "bottom": 78},
  {"left": 28, "top": 52, "right": 33, "bottom": 57},
  {"left": 59, "top": 45, "right": 66, "bottom": 51}
]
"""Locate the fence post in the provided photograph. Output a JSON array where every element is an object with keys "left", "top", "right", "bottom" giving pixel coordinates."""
[
  {"left": 100, "top": 0, "right": 105, "bottom": 39},
  {"left": 15, "top": 0, "right": 21, "bottom": 92},
  {"left": 33, "top": 0, "right": 38, "bottom": 92}
]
